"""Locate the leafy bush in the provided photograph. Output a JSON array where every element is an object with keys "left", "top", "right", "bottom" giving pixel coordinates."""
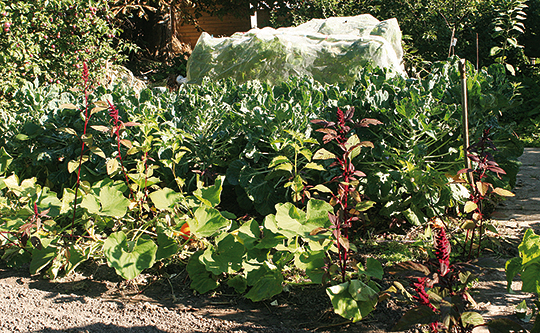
[{"left": 0, "top": 0, "right": 135, "bottom": 105}]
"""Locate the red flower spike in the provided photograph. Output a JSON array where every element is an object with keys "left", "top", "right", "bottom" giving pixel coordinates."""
[
  {"left": 412, "top": 277, "right": 437, "bottom": 312},
  {"left": 433, "top": 223, "right": 451, "bottom": 276},
  {"left": 336, "top": 108, "right": 347, "bottom": 133},
  {"left": 107, "top": 100, "right": 120, "bottom": 125},
  {"left": 82, "top": 62, "right": 89, "bottom": 85},
  {"left": 430, "top": 321, "right": 444, "bottom": 332}
]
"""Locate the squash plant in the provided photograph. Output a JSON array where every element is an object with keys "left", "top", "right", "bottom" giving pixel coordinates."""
[{"left": 506, "top": 229, "right": 540, "bottom": 333}]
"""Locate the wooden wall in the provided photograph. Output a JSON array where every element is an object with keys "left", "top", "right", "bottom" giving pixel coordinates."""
[{"left": 176, "top": 8, "right": 252, "bottom": 48}]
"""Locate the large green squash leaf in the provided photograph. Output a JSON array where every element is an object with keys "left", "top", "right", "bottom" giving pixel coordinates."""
[
  {"left": 294, "top": 250, "right": 326, "bottom": 284},
  {"left": 200, "top": 233, "right": 245, "bottom": 275},
  {"left": 30, "top": 246, "right": 57, "bottom": 275},
  {"left": 155, "top": 232, "right": 179, "bottom": 261},
  {"left": 272, "top": 199, "right": 332, "bottom": 238},
  {"left": 149, "top": 187, "right": 182, "bottom": 211},
  {"left": 358, "top": 257, "right": 384, "bottom": 280},
  {"left": 193, "top": 175, "right": 224, "bottom": 208},
  {"left": 245, "top": 268, "right": 283, "bottom": 302},
  {"left": 519, "top": 229, "right": 540, "bottom": 266},
  {"left": 81, "top": 185, "right": 130, "bottom": 218},
  {"left": 187, "top": 206, "right": 231, "bottom": 238},
  {"left": 521, "top": 263, "right": 540, "bottom": 295},
  {"left": 326, "top": 280, "right": 378, "bottom": 323},
  {"left": 187, "top": 251, "right": 219, "bottom": 294},
  {"left": 102, "top": 231, "right": 157, "bottom": 280}
]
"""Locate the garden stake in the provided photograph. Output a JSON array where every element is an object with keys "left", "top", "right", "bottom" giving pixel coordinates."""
[
  {"left": 459, "top": 59, "right": 473, "bottom": 186},
  {"left": 460, "top": 58, "right": 477, "bottom": 258}
]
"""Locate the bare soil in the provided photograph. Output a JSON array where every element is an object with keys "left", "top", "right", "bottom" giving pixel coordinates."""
[{"left": 0, "top": 149, "right": 539, "bottom": 333}]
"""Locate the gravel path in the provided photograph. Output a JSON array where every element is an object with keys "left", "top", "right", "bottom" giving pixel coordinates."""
[{"left": 0, "top": 281, "right": 306, "bottom": 333}]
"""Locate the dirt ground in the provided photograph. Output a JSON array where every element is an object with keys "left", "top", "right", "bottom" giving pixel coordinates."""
[{"left": 0, "top": 149, "right": 538, "bottom": 333}]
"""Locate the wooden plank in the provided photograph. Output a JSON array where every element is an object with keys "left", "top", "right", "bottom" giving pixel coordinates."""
[{"left": 176, "top": 8, "right": 251, "bottom": 47}]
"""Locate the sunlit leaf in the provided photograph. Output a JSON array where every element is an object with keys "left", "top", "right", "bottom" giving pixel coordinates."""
[
  {"left": 120, "top": 139, "right": 133, "bottom": 148},
  {"left": 461, "top": 220, "right": 476, "bottom": 230},
  {"left": 268, "top": 155, "right": 290, "bottom": 168},
  {"left": 58, "top": 127, "right": 78, "bottom": 136},
  {"left": 67, "top": 156, "right": 88, "bottom": 173},
  {"left": 304, "top": 162, "right": 325, "bottom": 171},
  {"left": 313, "top": 148, "right": 336, "bottom": 160},
  {"left": 90, "top": 106, "right": 107, "bottom": 115},
  {"left": 356, "top": 200, "right": 375, "bottom": 212},
  {"left": 476, "top": 181, "right": 490, "bottom": 197},
  {"left": 492, "top": 187, "right": 515, "bottom": 197},
  {"left": 81, "top": 133, "right": 93, "bottom": 145},
  {"left": 59, "top": 103, "right": 78, "bottom": 110},
  {"left": 188, "top": 206, "right": 231, "bottom": 238},
  {"left": 311, "top": 184, "right": 332, "bottom": 193},
  {"left": 106, "top": 158, "right": 120, "bottom": 176},
  {"left": 149, "top": 187, "right": 182, "bottom": 211},
  {"left": 461, "top": 311, "right": 484, "bottom": 327},
  {"left": 464, "top": 201, "right": 477, "bottom": 213},
  {"left": 90, "top": 125, "right": 110, "bottom": 133},
  {"left": 518, "top": 229, "right": 540, "bottom": 266},
  {"left": 89, "top": 146, "right": 106, "bottom": 158}
]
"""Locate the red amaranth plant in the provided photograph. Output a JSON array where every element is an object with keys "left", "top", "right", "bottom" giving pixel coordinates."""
[
  {"left": 107, "top": 100, "right": 134, "bottom": 199},
  {"left": 70, "top": 62, "right": 91, "bottom": 235},
  {"left": 391, "top": 219, "right": 483, "bottom": 332},
  {"left": 457, "top": 127, "right": 514, "bottom": 258},
  {"left": 311, "top": 107, "right": 381, "bottom": 282}
]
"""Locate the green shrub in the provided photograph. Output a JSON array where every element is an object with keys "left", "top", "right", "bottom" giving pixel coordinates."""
[{"left": 0, "top": 0, "right": 135, "bottom": 104}]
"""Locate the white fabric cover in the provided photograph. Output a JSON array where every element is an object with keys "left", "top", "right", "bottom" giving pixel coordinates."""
[{"left": 187, "top": 14, "right": 405, "bottom": 86}]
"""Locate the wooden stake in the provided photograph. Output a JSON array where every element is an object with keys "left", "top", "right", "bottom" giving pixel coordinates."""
[{"left": 459, "top": 59, "right": 473, "bottom": 186}]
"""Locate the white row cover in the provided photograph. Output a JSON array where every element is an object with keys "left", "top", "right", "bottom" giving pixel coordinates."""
[{"left": 186, "top": 14, "right": 405, "bottom": 86}]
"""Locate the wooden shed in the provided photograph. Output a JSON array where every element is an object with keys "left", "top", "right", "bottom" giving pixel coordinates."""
[{"left": 175, "top": 6, "right": 253, "bottom": 48}]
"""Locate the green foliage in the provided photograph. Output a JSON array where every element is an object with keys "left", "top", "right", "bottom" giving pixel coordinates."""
[
  {"left": 354, "top": 61, "right": 521, "bottom": 229},
  {"left": 326, "top": 258, "right": 384, "bottom": 322},
  {"left": 0, "top": 0, "right": 135, "bottom": 106},
  {"left": 3, "top": 59, "right": 520, "bottom": 230},
  {"left": 506, "top": 229, "right": 540, "bottom": 294},
  {"left": 505, "top": 229, "right": 540, "bottom": 332},
  {"left": 0, "top": 58, "right": 524, "bottom": 331},
  {"left": 80, "top": 180, "right": 130, "bottom": 218},
  {"left": 184, "top": 198, "right": 333, "bottom": 302},
  {"left": 490, "top": 0, "right": 529, "bottom": 75},
  {"left": 102, "top": 231, "right": 158, "bottom": 280},
  {"left": 326, "top": 279, "right": 379, "bottom": 322}
]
